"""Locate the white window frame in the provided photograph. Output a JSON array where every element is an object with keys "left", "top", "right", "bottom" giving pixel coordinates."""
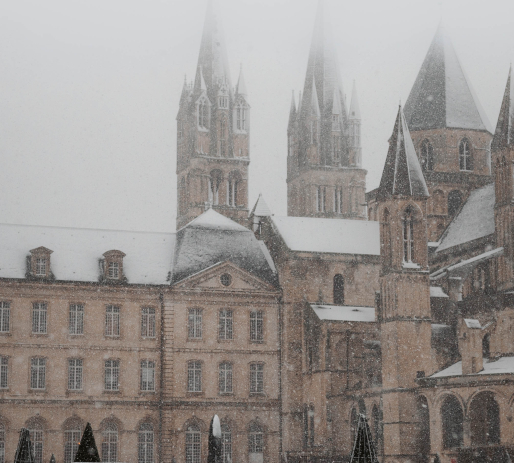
[
  {"left": 0, "top": 302, "right": 9, "bottom": 333},
  {"left": 186, "top": 426, "right": 201, "bottom": 463},
  {"left": 221, "top": 426, "right": 232, "bottom": 463},
  {"left": 35, "top": 258, "right": 46, "bottom": 276},
  {"left": 141, "top": 307, "right": 156, "bottom": 338},
  {"left": 250, "top": 363, "right": 264, "bottom": 394},
  {"left": 102, "top": 424, "right": 118, "bottom": 463},
  {"left": 187, "top": 361, "right": 202, "bottom": 392},
  {"left": 188, "top": 309, "right": 203, "bottom": 339},
  {"left": 403, "top": 212, "right": 415, "bottom": 263},
  {"left": 30, "top": 358, "right": 46, "bottom": 390},
  {"left": 219, "top": 309, "right": 233, "bottom": 340},
  {"left": 138, "top": 424, "right": 154, "bottom": 463},
  {"left": 250, "top": 311, "right": 264, "bottom": 342},
  {"left": 68, "top": 358, "right": 83, "bottom": 391},
  {"left": 64, "top": 428, "right": 81, "bottom": 463},
  {"left": 0, "top": 357, "right": 7, "bottom": 389},
  {"left": 32, "top": 302, "right": 47, "bottom": 334},
  {"left": 69, "top": 304, "right": 84, "bottom": 335},
  {"left": 107, "top": 261, "right": 119, "bottom": 280},
  {"left": 104, "top": 359, "right": 120, "bottom": 391},
  {"left": 29, "top": 425, "right": 44, "bottom": 463},
  {"left": 219, "top": 362, "right": 233, "bottom": 394},
  {"left": 140, "top": 360, "right": 155, "bottom": 392},
  {"left": 105, "top": 305, "right": 120, "bottom": 337}
]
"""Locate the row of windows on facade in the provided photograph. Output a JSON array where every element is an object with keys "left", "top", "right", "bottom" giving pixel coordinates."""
[
  {"left": 419, "top": 138, "right": 475, "bottom": 172},
  {"left": 315, "top": 186, "right": 361, "bottom": 214},
  {"left": 188, "top": 308, "right": 264, "bottom": 341},
  {"left": 0, "top": 302, "right": 156, "bottom": 337},
  {"left": 0, "top": 422, "right": 155, "bottom": 463},
  {"left": 194, "top": 99, "right": 248, "bottom": 132},
  {"left": 207, "top": 174, "right": 240, "bottom": 207},
  {"left": 0, "top": 357, "right": 155, "bottom": 392}
]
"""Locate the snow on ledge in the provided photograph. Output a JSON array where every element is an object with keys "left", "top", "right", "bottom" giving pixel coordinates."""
[
  {"left": 430, "top": 356, "right": 514, "bottom": 378},
  {"left": 310, "top": 304, "right": 375, "bottom": 322}
]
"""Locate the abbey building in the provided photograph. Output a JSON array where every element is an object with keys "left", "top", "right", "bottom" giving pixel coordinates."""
[{"left": 0, "top": 3, "right": 513, "bottom": 463}]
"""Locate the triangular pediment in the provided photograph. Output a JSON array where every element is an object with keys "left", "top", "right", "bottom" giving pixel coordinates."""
[{"left": 173, "top": 261, "right": 277, "bottom": 292}]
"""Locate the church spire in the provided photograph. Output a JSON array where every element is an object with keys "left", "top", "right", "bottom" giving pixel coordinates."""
[
  {"left": 492, "top": 66, "right": 514, "bottom": 152},
  {"left": 349, "top": 81, "right": 361, "bottom": 120},
  {"left": 288, "top": 91, "right": 297, "bottom": 131},
  {"left": 236, "top": 65, "right": 247, "bottom": 97}
]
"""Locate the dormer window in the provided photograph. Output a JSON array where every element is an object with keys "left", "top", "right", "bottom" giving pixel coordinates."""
[
  {"left": 102, "top": 250, "right": 126, "bottom": 283},
  {"left": 28, "top": 247, "right": 53, "bottom": 280}
]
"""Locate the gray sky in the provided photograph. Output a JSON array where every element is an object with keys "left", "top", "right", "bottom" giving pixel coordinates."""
[{"left": 0, "top": 0, "right": 512, "bottom": 232}]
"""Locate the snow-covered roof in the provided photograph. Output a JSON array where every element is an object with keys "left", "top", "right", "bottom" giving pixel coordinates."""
[
  {"left": 271, "top": 216, "right": 380, "bottom": 256},
  {"left": 464, "top": 318, "right": 481, "bottom": 329},
  {"left": 0, "top": 223, "right": 175, "bottom": 284},
  {"left": 404, "top": 25, "right": 492, "bottom": 133},
  {"left": 310, "top": 304, "right": 375, "bottom": 322},
  {"left": 172, "top": 209, "right": 278, "bottom": 286},
  {"left": 430, "top": 356, "right": 514, "bottom": 378},
  {"left": 250, "top": 194, "right": 272, "bottom": 217},
  {"left": 430, "top": 286, "right": 448, "bottom": 298},
  {"left": 437, "top": 184, "right": 495, "bottom": 252}
]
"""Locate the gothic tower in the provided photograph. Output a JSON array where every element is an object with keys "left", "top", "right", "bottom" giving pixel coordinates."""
[
  {"left": 403, "top": 25, "right": 493, "bottom": 241},
  {"left": 287, "top": 1, "right": 366, "bottom": 219},
  {"left": 493, "top": 67, "right": 514, "bottom": 291},
  {"left": 376, "top": 106, "right": 434, "bottom": 463},
  {"left": 176, "top": 0, "right": 250, "bottom": 229}
]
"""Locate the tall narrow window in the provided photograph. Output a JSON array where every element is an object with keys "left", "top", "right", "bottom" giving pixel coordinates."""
[
  {"left": 459, "top": 139, "right": 472, "bottom": 171},
  {"left": 332, "top": 135, "right": 340, "bottom": 163},
  {"left": 220, "top": 119, "right": 227, "bottom": 156},
  {"left": 416, "top": 397, "right": 430, "bottom": 457},
  {"left": 138, "top": 424, "right": 154, "bottom": 463},
  {"left": 441, "top": 395, "right": 463, "bottom": 449},
  {"left": 219, "top": 309, "right": 233, "bottom": 340},
  {"left": 105, "top": 306, "right": 120, "bottom": 337},
  {"left": 35, "top": 258, "right": 46, "bottom": 276},
  {"left": 69, "top": 304, "right": 84, "bottom": 335},
  {"left": 316, "top": 186, "right": 326, "bottom": 213},
  {"left": 0, "top": 302, "right": 10, "bottom": 333},
  {"left": 188, "top": 309, "right": 203, "bottom": 339},
  {"left": 403, "top": 209, "right": 414, "bottom": 263},
  {"left": 221, "top": 425, "right": 232, "bottom": 463},
  {"left": 141, "top": 308, "right": 156, "bottom": 338},
  {"left": 140, "top": 360, "right": 155, "bottom": 392},
  {"left": 333, "top": 274, "right": 345, "bottom": 305},
  {"left": 334, "top": 188, "right": 342, "bottom": 214},
  {"left": 64, "top": 426, "right": 81, "bottom": 463},
  {"left": 32, "top": 303, "right": 47, "bottom": 334},
  {"left": 420, "top": 139, "right": 434, "bottom": 171},
  {"left": 102, "top": 423, "right": 118, "bottom": 463},
  {"left": 198, "top": 100, "right": 208, "bottom": 129},
  {"left": 237, "top": 105, "right": 246, "bottom": 131},
  {"left": 250, "top": 311, "right": 264, "bottom": 342},
  {"left": 188, "top": 361, "right": 202, "bottom": 392},
  {"left": 0, "top": 357, "right": 7, "bottom": 389},
  {"left": 68, "top": 359, "right": 83, "bottom": 390},
  {"left": 248, "top": 424, "right": 264, "bottom": 463},
  {"left": 104, "top": 360, "right": 119, "bottom": 391},
  {"left": 227, "top": 177, "right": 238, "bottom": 207},
  {"left": 208, "top": 171, "right": 222, "bottom": 205},
  {"left": 29, "top": 423, "right": 44, "bottom": 463},
  {"left": 219, "top": 362, "right": 233, "bottom": 394},
  {"left": 470, "top": 392, "right": 500, "bottom": 446},
  {"left": 308, "top": 407, "right": 315, "bottom": 447},
  {"left": 250, "top": 363, "right": 264, "bottom": 394},
  {"left": 0, "top": 424, "right": 5, "bottom": 463},
  {"left": 30, "top": 358, "right": 46, "bottom": 390},
  {"left": 186, "top": 425, "right": 201, "bottom": 463},
  {"left": 108, "top": 262, "right": 119, "bottom": 279}
]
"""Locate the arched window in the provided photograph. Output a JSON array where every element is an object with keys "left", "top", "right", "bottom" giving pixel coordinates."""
[
  {"left": 350, "top": 408, "right": 358, "bottom": 446},
  {"left": 248, "top": 423, "right": 264, "bottom": 463},
  {"left": 420, "top": 139, "right": 434, "bottom": 171},
  {"left": 448, "top": 190, "right": 463, "bottom": 217},
  {"left": 221, "top": 424, "right": 232, "bottom": 463},
  {"left": 417, "top": 396, "right": 430, "bottom": 457},
  {"left": 469, "top": 392, "right": 500, "bottom": 446},
  {"left": 0, "top": 423, "right": 5, "bottom": 463},
  {"left": 333, "top": 274, "right": 345, "bottom": 305},
  {"left": 433, "top": 190, "right": 445, "bottom": 215},
  {"left": 403, "top": 208, "right": 415, "bottom": 263},
  {"left": 459, "top": 139, "right": 473, "bottom": 171},
  {"left": 28, "top": 422, "right": 44, "bottom": 463},
  {"left": 138, "top": 423, "right": 154, "bottom": 463},
  {"left": 208, "top": 170, "right": 223, "bottom": 206},
  {"left": 101, "top": 423, "right": 118, "bottom": 463},
  {"left": 227, "top": 172, "right": 241, "bottom": 208},
  {"left": 382, "top": 209, "right": 391, "bottom": 267},
  {"left": 198, "top": 100, "right": 209, "bottom": 129},
  {"left": 186, "top": 425, "right": 201, "bottom": 463},
  {"left": 64, "top": 422, "right": 82, "bottom": 463},
  {"left": 482, "top": 334, "right": 491, "bottom": 359},
  {"left": 441, "top": 396, "right": 463, "bottom": 449},
  {"left": 236, "top": 104, "right": 246, "bottom": 131}
]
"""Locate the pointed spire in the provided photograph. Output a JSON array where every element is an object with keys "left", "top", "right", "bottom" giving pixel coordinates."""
[
  {"left": 332, "top": 87, "right": 342, "bottom": 115},
  {"left": 492, "top": 66, "right": 514, "bottom": 152},
  {"left": 349, "top": 81, "right": 361, "bottom": 120},
  {"left": 288, "top": 91, "right": 297, "bottom": 130},
  {"left": 199, "top": 66, "right": 207, "bottom": 92},
  {"left": 250, "top": 193, "right": 272, "bottom": 217},
  {"left": 378, "top": 106, "right": 429, "bottom": 197},
  {"left": 349, "top": 415, "right": 379, "bottom": 463},
  {"left": 297, "top": 90, "right": 302, "bottom": 114},
  {"left": 74, "top": 423, "right": 101, "bottom": 463},
  {"left": 236, "top": 64, "right": 247, "bottom": 97},
  {"left": 194, "top": 0, "right": 232, "bottom": 92},
  {"left": 404, "top": 25, "right": 492, "bottom": 133},
  {"left": 310, "top": 79, "right": 321, "bottom": 117},
  {"left": 179, "top": 75, "right": 190, "bottom": 106}
]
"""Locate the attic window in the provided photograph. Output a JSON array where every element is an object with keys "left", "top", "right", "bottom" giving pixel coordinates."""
[
  {"left": 220, "top": 273, "right": 232, "bottom": 287},
  {"left": 102, "top": 250, "right": 126, "bottom": 282},
  {"left": 28, "top": 247, "right": 53, "bottom": 279}
]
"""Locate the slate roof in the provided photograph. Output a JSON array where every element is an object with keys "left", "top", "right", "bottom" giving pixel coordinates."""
[
  {"left": 404, "top": 25, "right": 492, "bottom": 133},
  {"left": 436, "top": 183, "right": 495, "bottom": 252},
  {"left": 378, "top": 106, "right": 429, "bottom": 197},
  {"left": 0, "top": 223, "right": 175, "bottom": 284},
  {"left": 270, "top": 216, "right": 380, "bottom": 256},
  {"left": 492, "top": 66, "right": 514, "bottom": 152},
  {"left": 171, "top": 209, "right": 278, "bottom": 286},
  {"left": 310, "top": 304, "right": 375, "bottom": 323}
]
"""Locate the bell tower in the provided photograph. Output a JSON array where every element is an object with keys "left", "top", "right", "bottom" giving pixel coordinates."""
[
  {"left": 376, "top": 106, "right": 434, "bottom": 463},
  {"left": 176, "top": 1, "right": 250, "bottom": 229}
]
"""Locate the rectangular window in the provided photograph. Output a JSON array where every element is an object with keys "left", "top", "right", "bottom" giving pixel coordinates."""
[
  {"left": 140, "top": 360, "right": 155, "bottom": 392},
  {"left": 219, "top": 309, "right": 233, "bottom": 340},
  {"left": 30, "top": 358, "right": 46, "bottom": 390},
  {"left": 108, "top": 262, "right": 119, "bottom": 279},
  {"left": 35, "top": 258, "right": 46, "bottom": 276},
  {"left": 0, "top": 302, "right": 9, "bottom": 333},
  {"left": 105, "top": 305, "right": 120, "bottom": 337},
  {"left": 32, "top": 303, "right": 47, "bottom": 334},
  {"left": 0, "top": 357, "right": 7, "bottom": 389},
  {"left": 141, "top": 307, "right": 156, "bottom": 338},
  {"left": 29, "top": 428, "right": 43, "bottom": 463},
  {"left": 219, "top": 362, "right": 233, "bottom": 394},
  {"left": 68, "top": 359, "right": 83, "bottom": 391},
  {"left": 69, "top": 304, "right": 84, "bottom": 335},
  {"left": 250, "top": 311, "right": 263, "bottom": 342},
  {"left": 188, "top": 309, "right": 202, "bottom": 339},
  {"left": 64, "top": 429, "right": 81, "bottom": 463},
  {"left": 188, "top": 361, "right": 202, "bottom": 392},
  {"left": 104, "top": 359, "right": 119, "bottom": 391},
  {"left": 250, "top": 363, "right": 264, "bottom": 393}
]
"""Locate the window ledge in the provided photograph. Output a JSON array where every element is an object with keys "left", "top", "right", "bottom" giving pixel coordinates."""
[
  {"left": 219, "top": 392, "right": 234, "bottom": 396},
  {"left": 141, "top": 336, "right": 157, "bottom": 340},
  {"left": 198, "top": 127, "right": 209, "bottom": 133},
  {"left": 103, "top": 390, "right": 121, "bottom": 394},
  {"left": 187, "top": 338, "right": 203, "bottom": 342},
  {"left": 67, "top": 389, "right": 84, "bottom": 394},
  {"left": 0, "top": 332, "right": 11, "bottom": 336},
  {"left": 29, "top": 389, "right": 47, "bottom": 393},
  {"left": 249, "top": 392, "right": 266, "bottom": 397},
  {"left": 139, "top": 390, "right": 156, "bottom": 395},
  {"left": 402, "top": 262, "right": 420, "bottom": 269},
  {"left": 31, "top": 333, "right": 48, "bottom": 337}
]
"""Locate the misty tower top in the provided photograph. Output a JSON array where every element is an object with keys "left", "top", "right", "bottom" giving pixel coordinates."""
[
  {"left": 492, "top": 66, "right": 514, "bottom": 152},
  {"left": 286, "top": 0, "right": 367, "bottom": 220},
  {"left": 404, "top": 24, "right": 492, "bottom": 133},
  {"left": 378, "top": 106, "right": 429, "bottom": 198},
  {"left": 176, "top": 0, "right": 251, "bottom": 230}
]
